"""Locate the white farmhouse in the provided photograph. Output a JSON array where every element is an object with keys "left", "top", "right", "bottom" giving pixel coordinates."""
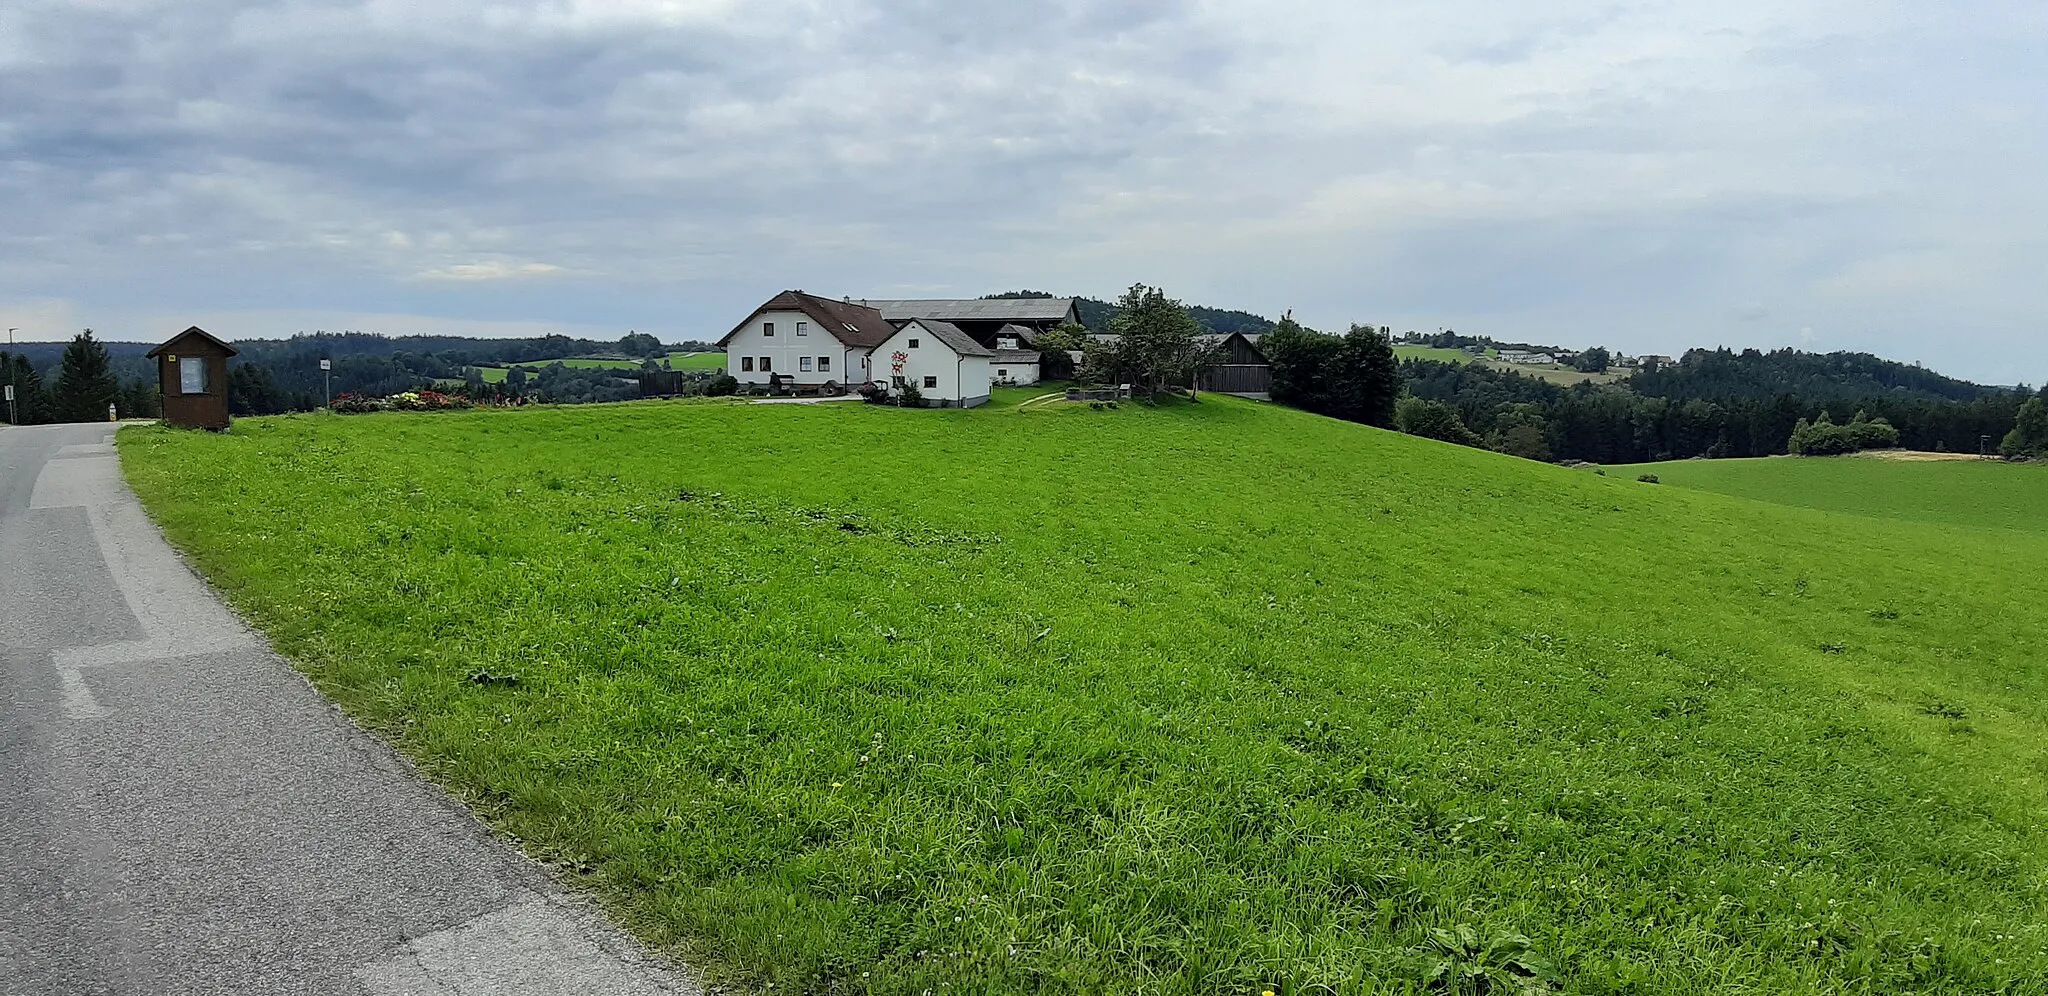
[
  {"left": 720, "top": 290, "right": 1066, "bottom": 405},
  {"left": 718, "top": 290, "right": 897, "bottom": 391},
  {"left": 873, "top": 319, "right": 994, "bottom": 408}
]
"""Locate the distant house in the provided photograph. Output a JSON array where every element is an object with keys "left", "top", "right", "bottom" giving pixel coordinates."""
[
  {"left": 874, "top": 319, "right": 993, "bottom": 408},
  {"left": 1497, "top": 350, "right": 1558, "bottom": 366},
  {"left": 1195, "top": 331, "right": 1272, "bottom": 398},
  {"left": 718, "top": 290, "right": 896, "bottom": 391}
]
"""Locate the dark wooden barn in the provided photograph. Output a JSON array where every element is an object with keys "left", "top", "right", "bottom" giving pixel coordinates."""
[
  {"left": 148, "top": 326, "right": 237, "bottom": 430},
  {"left": 1197, "top": 332, "right": 1272, "bottom": 398}
]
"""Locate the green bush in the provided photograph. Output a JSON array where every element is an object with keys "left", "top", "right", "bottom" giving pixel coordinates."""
[
  {"left": 1395, "top": 396, "right": 1484, "bottom": 447},
  {"left": 704, "top": 374, "right": 738, "bottom": 397},
  {"left": 2002, "top": 397, "right": 2048, "bottom": 458},
  {"left": 1789, "top": 411, "right": 1896, "bottom": 456},
  {"left": 1638, "top": 473, "right": 1661, "bottom": 484}
]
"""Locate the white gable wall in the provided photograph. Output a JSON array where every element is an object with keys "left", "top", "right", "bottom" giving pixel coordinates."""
[
  {"left": 725, "top": 309, "right": 872, "bottom": 386},
  {"left": 992, "top": 361, "right": 1040, "bottom": 386},
  {"left": 874, "top": 321, "right": 992, "bottom": 407}
]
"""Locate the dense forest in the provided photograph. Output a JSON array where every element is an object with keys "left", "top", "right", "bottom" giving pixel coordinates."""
[{"left": 1400, "top": 349, "right": 2038, "bottom": 463}]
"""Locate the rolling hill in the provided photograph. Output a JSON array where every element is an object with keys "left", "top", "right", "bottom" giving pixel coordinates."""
[{"left": 120, "top": 390, "right": 2048, "bottom": 994}]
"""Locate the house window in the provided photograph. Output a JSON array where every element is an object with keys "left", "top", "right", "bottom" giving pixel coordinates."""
[
  {"left": 796, "top": 321, "right": 808, "bottom": 336},
  {"left": 817, "top": 356, "right": 831, "bottom": 371},
  {"left": 740, "top": 357, "right": 754, "bottom": 372},
  {"left": 760, "top": 357, "right": 772, "bottom": 372},
  {"left": 800, "top": 357, "right": 813, "bottom": 372},
  {"left": 908, "top": 338, "right": 919, "bottom": 348},
  {"left": 922, "top": 375, "right": 937, "bottom": 389},
  {"left": 763, "top": 322, "right": 775, "bottom": 336},
  {"left": 997, "top": 368, "right": 1007, "bottom": 377},
  {"left": 179, "top": 356, "right": 207, "bottom": 394}
]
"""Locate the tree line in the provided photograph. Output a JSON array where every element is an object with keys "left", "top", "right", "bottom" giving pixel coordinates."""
[
  {"left": 1047, "top": 287, "right": 2038, "bottom": 464},
  {"left": 2, "top": 331, "right": 160, "bottom": 424},
  {"left": 1392, "top": 351, "right": 2037, "bottom": 463},
  {"left": 2, "top": 329, "right": 720, "bottom": 422}
]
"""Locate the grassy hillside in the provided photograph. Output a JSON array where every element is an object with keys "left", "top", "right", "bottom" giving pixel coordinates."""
[
  {"left": 476, "top": 351, "right": 724, "bottom": 382},
  {"left": 1617, "top": 455, "right": 2048, "bottom": 534},
  {"left": 1393, "top": 345, "right": 1485, "bottom": 364},
  {"left": 120, "top": 399, "right": 2048, "bottom": 995}
]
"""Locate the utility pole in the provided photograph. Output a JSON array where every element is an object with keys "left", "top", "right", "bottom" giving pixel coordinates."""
[{"left": 5, "top": 328, "right": 16, "bottom": 426}]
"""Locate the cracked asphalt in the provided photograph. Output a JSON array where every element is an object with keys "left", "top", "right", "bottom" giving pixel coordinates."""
[{"left": 0, "top": 421, "right": 694, "bottom": 995}]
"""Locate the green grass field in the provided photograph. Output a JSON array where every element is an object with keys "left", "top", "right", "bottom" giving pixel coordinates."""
[
  {"left": 1616, "top": 455, "right": 2048, "bottom": 535},
  {"left": 120, "top": 400, "right": 2048, "bottom": 994},
  {"left": 1393, "top": 345, "right": 1484, "bottom": 364},
  {"left": 1390, "top": 345, "right": 1630, "bottom": 387},
  {"left": 475, "top": 351, "right": 725, "bottom": 382},
  {"left": 1476, "top": 361, "right": 1630, "bottom": 388}
]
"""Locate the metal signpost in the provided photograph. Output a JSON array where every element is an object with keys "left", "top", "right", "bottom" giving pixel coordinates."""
[
  {"left": 321, "top": 358, "right": 331, "bottom": 409},
  {"left": 5, "top": 327, "right": 14, "bottom": 425}
]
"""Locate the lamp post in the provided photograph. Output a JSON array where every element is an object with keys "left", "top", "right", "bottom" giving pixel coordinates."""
[{"left": 5, "top": 328, "right": 16, "bottom": 426}]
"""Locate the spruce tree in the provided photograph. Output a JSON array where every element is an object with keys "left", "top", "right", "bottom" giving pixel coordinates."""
[
  {"left": 53, "top": 329, "right": 120, "bottom": 422},
  {"left": 1, "top": 352, "right": 52, "bottom": 424}
]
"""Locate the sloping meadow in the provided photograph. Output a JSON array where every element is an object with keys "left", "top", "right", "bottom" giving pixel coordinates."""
[{"left": 121, "top": 399, "right": 2048, "bottom": 994}]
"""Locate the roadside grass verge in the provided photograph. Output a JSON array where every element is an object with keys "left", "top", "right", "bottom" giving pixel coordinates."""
[{"left": 120, "top": 398, "right": 2048, "bottom": 994}]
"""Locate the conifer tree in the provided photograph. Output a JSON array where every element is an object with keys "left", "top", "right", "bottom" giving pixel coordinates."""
[{"left": 53, "top": 329, "right": 120, "bottom": 422}]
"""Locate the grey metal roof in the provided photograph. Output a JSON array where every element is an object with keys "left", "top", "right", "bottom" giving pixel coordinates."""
[
  {"left": 902, "top": 319, "right": 993, "bottom": 357},
  {"left": 991, "top": 348, "right": 1041, "bottom": 363},
  {"left": 856, "top": 298, "right": 1076, "bottom": 322}
]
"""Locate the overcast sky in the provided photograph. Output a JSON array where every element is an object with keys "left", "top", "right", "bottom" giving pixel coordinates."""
[{"left": 3, "top": 0, "right": 2043, "bottom": 383}]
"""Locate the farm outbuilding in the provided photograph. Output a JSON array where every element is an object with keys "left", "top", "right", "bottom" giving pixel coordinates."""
[
  {"left": 875, "top": 319, "right": 992, "bottom": 408},
  {"left": 1196, "top": 332, "right": 1272, "bottom": 399},
  {"left": 147, "top": 326, "right": 237, "bottom": 430}
]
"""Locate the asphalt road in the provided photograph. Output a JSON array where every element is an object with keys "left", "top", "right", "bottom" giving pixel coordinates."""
[{"left": 0, "top": 422, "right": 693, "bottom": 996}]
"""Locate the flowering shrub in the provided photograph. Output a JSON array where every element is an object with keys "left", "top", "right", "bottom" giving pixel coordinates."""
[
  {"left": 332, "top": 390, "right": 473, "bottom": 414},
  {"left": 391, "top": 390, "right": 472, "bottom": 411},
  {"left": 330, "top": 393, "right": 391, "bottom": 414}
]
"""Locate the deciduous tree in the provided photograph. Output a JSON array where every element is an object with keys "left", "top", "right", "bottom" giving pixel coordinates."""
[{"left": 2002, "top": 397, "right": 2048, "bottom": 458}]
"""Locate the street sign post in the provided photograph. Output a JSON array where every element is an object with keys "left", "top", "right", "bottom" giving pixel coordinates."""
[{"left": 320, "top": 358, "right": 332, "bottom": 409}]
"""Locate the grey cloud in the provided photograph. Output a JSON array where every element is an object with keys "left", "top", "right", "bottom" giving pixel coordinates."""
[{"left": 1, "top": 0, "right": 2044, "bottom": 383}]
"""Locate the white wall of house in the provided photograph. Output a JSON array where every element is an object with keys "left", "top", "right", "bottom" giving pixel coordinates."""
[
  {"left": 992, "top": 361, "right": 1040, "bottom": 386},
  {"left": 724, "top": 309, "right": 870, "bottom": 386},
  {"left": 874, "top": 322, "right": 992, "bottom": 407}
]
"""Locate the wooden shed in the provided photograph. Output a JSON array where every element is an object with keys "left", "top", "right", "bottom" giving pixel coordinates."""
[
  {"left": 1196, "top": 331, "right": 1273, "bottom": 398},
  {"left": 148, "top": 326, "right": 237, "bottom": 429}
]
